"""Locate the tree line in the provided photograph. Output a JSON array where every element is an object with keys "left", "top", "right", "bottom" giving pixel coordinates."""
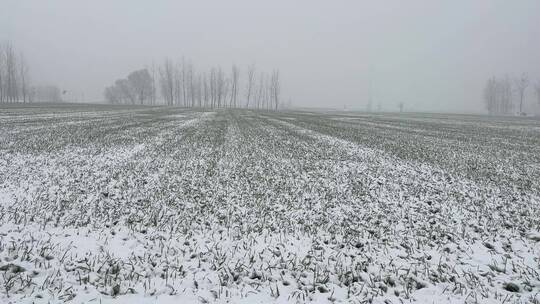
[
  {"left": 484, "top": 73, "right": 540, "bottom": 116},
  {"left": 0, "top": 42, "right": 63, "bottom": 103},
  {"left": 104, "top": 60, "right": 281, "bottom": 110},
  {"left": 0, "top": 42, "right": 30, "bottom": 103}
]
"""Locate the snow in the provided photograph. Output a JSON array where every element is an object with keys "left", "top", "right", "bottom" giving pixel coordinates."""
[{"left": 0, "top": 106, "right": 539, "bottom": 303}]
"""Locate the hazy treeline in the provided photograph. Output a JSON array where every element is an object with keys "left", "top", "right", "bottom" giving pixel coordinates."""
[
  {"left": 104, "top": 69, "right": 155, "bottom": 105},
  {"left": 484, "top": 73, "right": 540, "bottom": 115},
  {"left": 32, "top": 85, "right": 63, "bottom": 103},
  {"left": 0, "top": 42, "right": 63, "bottom": 103},
  {"left": 105, "top": 60, "right": 281, "bottom": 109}
]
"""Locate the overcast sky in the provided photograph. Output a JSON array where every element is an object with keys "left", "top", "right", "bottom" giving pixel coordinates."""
[{"left": 2, "top": 0, "right": 540, "bottom": 113}]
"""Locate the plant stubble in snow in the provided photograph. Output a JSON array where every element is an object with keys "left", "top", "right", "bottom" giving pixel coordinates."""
[{"left": 0, "top": 105, "right": 539, "bottom": 303}]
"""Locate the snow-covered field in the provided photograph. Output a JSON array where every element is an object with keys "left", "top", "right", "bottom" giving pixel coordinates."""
[{"left": 1, "top": 104, "right": 540, "bottom": 303}]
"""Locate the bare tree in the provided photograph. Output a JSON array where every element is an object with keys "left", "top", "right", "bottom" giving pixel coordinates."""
[
  {"left": 159, "top": 59, "right": 175, "bottom": 105},
  {"left": 245, "top": 64, "right": 256, "bottom": 108},
  {"left": 265, "top": 74, "right": 271, "bottom": 110},
  {"left": 174, "top": 63, "right": 182, "bottom": 106},
  {"left": 220, "top": 71, "right": 226, "bottom": 108},
  {"left": 500, "top": 75, "right": 513, "bottom": 114},
  {"left": 104, "top": 85, "right": 121, "bottom": 104},
  {"left": 256, "top": 72, "right": 265, "bottom": 110},
  {"left": 484, "top": 75, "right": 513, "bottom": 115},
  {"left": 535, "top": 81, "right": 540, "bottom": 111},
  {"left": 116, "top": 79, "right": 136, "bottom": 104},
  {"left": 127, "top": 69, "right": 152, "bottom": 105},
  {"left": 210, "top": 67, "right": 216, "bottom": 108},
  {"left": 196, "top": 74, "right": 203, "bottom": 108},
  {"left": 270, "top": 69, "right": 280, "bottom": 110},
  {"left": 5, "top": 43, "right": 18, "bottom": 102},
  {"left": 0, "top": 42, "right": 51, "bottom": 104},
  {"left": 223, "top": 78, "right": 230, "bottom": 107},
  {"left": 215, "top": 67, "right": 226, "bottom": 108},
  {"left": 150, "top": 62, "right": 157, "bottom": 105},
  {"left": 203, "top": 72, "right": 209, "bottom": 107},
  {"left": 0, "top": 45, "right": 4, "bottom": 103},
  {"left": 484, "top": 77, "right": 497, "bottom": 115},
  {"left": 105, "top": 56, "right": 284, "bottom": 109},
  {"left": 515, "top": 73, "right": 529, "bottom": 115},
  {"left": 19, "top": 53, "right": 29, "bottom": 103},
  {"left": 188, "top": 63, "right": 195, "bottom": 107},
  {"left": 181, "top": 58, "right": 187, "bottom": 106},
  {"left": 230, "top": 64, "right": 239, "bottom": 108}
]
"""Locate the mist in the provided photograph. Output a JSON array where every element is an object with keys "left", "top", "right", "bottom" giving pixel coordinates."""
[
  {"left": 2, "top": 0, "right": 540, "bottom": 113},
  {"left": 3, "top": 2, "right": 540, "bottom": 303}
]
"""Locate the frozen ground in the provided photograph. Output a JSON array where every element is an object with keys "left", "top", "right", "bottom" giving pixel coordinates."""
[{"left": 0, "top": 104, "right": 540, "bottom": 303}]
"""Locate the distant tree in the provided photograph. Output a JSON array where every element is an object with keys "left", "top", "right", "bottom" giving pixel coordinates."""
[
  {"left": 245, "top": 64, "right": 255, "bottom": 108},
  {"left": 149, "top": 62, "right": 157, "bottom": 105},
  {"left": 196, "top": 75, "right": 203, "bottom": 107},
  {"left": 484, "top": 77, "right": 497, "bottom": 115},
  {"left": 535, "top": 81, "right": 540, "bottom": 111},
  {"left": 223, "top": 77, "right": 230, "bottom": 107},
  {"left": 399, "top": 102, "right": 404, "bottom": 113},
  {"left": 181, "top": 58, "right": 187, "bottom": 106},
  {"left": 188, "top": 63, "right": 195, "bottom": 107},
  {"left": 515, "top": 73, "right": 529, "bottom": 115},
  {"left": 127, "top": 69, "right": 152, "bottom": 105},
  {"left": 265, "top": 74, "right": 272, "bottom": 110},
  {"left": 115, "top": 79, "right": 135, "bottom": 104},
  {"left": 104, "top": 56, "right": 284, "bottom": 109},
  {"left": 33, "top": 85, "right": 62, "bottom": 102},
  {"left": 173, "top": 63, "right": 181, "bottom": 106},
  {"left": 256, "top": 72, "right": 265, "bottom": 109},
  {"left": 270, "top": 69, "right": 280, "bottom": 110},
  {"left": 214, "top": 67, "right": 226, "bottom": 108},
  {"left": 28, "top": 86, "right": 36, "bottom": 103},
  {"left": 104, "top": 68, "right": 155, "bottom": 105},
  {"left": 19, "top": 52, "right": 29, "bottom": 103},
  {"left": 0, "top": 45, "right": 4, "bottom": 103},
  {"left": 230, "top": 64, "right": 239, "bottom": 108},
  {"left": 202, "top": 72, "right": 209, "bottom": 107},
  {"left": 5, "top": 43, "right": 18, "bottom": 102},
  {"left": 210, "top": 67, "right": 216, "bottom": 108},
  {"left": 484, "top": 75, "right": 513, "bottom": 115},
  {"left": 3, "top": 44, "right": 61, "bottom": 104},
  {"left": 159, "top": 59, "right": 175, "bottom": 106},
  {"left": 104, "top": 85, "right": 121, "bottom": 104},
  {"left": 500, "top": 75, "right": 513, "bottom": 114}
]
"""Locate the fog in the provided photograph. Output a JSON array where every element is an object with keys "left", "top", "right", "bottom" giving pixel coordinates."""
[{"left": 2, "top": 0, "right": 540, "bottom": 113}]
